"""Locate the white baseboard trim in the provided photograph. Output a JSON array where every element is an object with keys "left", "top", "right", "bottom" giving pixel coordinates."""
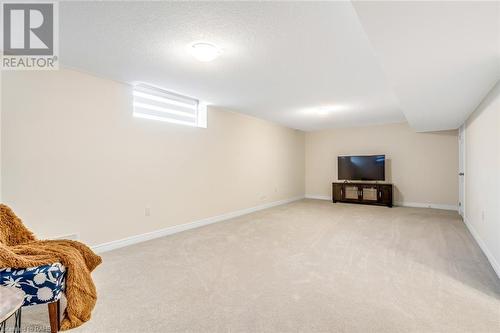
[
  {"left": 305, "top": 194, "right": 331, "bottom": 201},
  {"left": 92, "top": 196, "right": 304, "bottom": 254},
  {"left": 395, "top": 202, "right": 458, "bottom": 211},
  {"left": 462, "top": 217, "right": 500, "bottom": 278},
  {"left": 52, "top": 233, "right": 79, "bottom": 241},
  {"left": 305, "top": 195, "right": 457, "bottom": 211}
]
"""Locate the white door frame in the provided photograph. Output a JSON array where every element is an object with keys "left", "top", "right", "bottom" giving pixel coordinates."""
[{"left": 458, "top": 124, "right": 465, "bottom": 217}]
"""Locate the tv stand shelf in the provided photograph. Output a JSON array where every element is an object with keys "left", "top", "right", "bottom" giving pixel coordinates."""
[{"left": 332, "top": 182, "right": 393, "bottom": 207}]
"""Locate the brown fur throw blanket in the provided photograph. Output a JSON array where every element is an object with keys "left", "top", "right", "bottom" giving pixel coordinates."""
[{"left": 0, "top": 204, "right": 102, "bottom": 330}]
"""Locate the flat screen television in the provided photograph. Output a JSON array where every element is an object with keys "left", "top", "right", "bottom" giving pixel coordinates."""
[{"left": 338, "top": 155, "right": 385, "bottom": 181}]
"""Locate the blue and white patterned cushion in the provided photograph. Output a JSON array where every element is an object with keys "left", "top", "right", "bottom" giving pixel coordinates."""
[{"left": 0, "top": 263, "right": 66, "bottom": 306}]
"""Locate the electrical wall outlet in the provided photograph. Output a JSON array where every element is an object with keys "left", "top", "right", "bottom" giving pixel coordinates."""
[{"left": 145, "top": 207, "right": 151, "bottom": 217}]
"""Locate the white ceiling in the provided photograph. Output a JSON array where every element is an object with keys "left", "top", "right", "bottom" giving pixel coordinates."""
[
  {"left": 59, "top": 1, "right": 499, "bottom": 132},
  {"left": 353, "top": 1, "right": 500, "bottom": 132}
]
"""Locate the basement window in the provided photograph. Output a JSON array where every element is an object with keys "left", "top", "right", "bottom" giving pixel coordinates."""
[{"left": 133, "top": 84, "right": 207, "bottom": 128}]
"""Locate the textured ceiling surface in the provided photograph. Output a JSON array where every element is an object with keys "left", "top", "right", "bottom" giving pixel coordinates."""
[
  {"left": 59, "top": 1, "right": 499, "bottom": 132},
  {"left": 353, "top": 1, "right": 500, "bottom": 131}
]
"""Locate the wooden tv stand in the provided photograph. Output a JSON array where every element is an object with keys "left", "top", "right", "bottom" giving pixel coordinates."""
[{"left": 332, "top": 182, "right": 393, "bottom": 207}]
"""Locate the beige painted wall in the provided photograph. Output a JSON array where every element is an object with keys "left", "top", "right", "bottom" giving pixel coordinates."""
[
  {"left": 464, "top": 81, "right": 500, "bottom": 274},
  {"left": 1, "top": 69, "right": 305, "bottom": 246},
  {"left": 305, "top": 122, "right": 459, "bottom": 207}
]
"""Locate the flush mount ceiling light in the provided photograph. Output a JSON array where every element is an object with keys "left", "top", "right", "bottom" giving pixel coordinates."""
[
  {"left": 308, "top": 105, "right": 349, "bottom": 116},
  {"left": 317, "top": 108, "right": 329, "bottom": 116},
  {"left": 190, "top": 42, "right": 221, "bottom": 62}
]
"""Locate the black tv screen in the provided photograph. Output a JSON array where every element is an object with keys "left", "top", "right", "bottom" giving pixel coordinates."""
[{"left": 338, "top": 155, "right": 385, "bottom": 181}]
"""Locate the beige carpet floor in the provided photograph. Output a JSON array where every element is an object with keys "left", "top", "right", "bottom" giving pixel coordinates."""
[{"left": 21, "top": 199, "right": 500, "bottom": 332}]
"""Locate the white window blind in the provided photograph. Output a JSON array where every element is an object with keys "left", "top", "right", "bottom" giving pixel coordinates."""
[{"left": 133, "top": 84, "right": 207, "bottom": 128}]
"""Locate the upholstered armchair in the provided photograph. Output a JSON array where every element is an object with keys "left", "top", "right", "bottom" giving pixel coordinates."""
[
  {"left": 0, "top": 263, "right": 65, "bottom": 332},
  {"left": 1, "top": 204, "right": 100, "bottom": 332},
  {"left": 0, "top": 206, "right": 65, "bottom": 333}
]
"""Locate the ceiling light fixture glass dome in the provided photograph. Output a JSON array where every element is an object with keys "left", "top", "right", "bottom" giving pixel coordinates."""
[{"left": 190, "top": 42, "right": 221, "bottom": 62}]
